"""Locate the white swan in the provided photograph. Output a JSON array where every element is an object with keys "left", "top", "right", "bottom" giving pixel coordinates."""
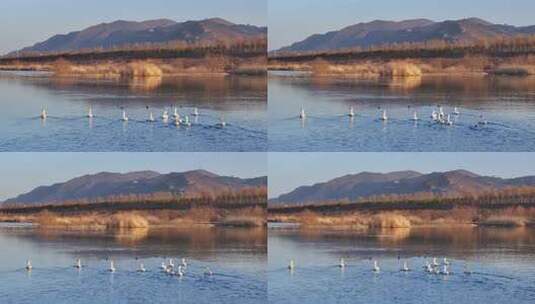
[
  {"left": 160, "top": 262, "right": 167, "bottom": 270},
  {"left": 445, "top": 114, "right": 453, "bottom": 126},
  {"left": 411, "top": 111, "right": 419, "bottom": 121},
  {"left": 348, "top": 107, "right": 355, "bottom": 118},
  {"left": 176, "top": 265, "right": 184, "bottom": 277},
  {"left": 181, "top": 258, "right": 187, "bottom": 268},
  {"left": 401, "top": 261, "right": 410, "bottom": 272},
  {"left": 109, "top": 260, "right": 116, "bottom": 273},
  {"left": 192, "top": 108, "right": 199, "bottom": 117},
  {"left": 183, "top": 116, "right": 191, "bottom": 127},
  {"left": 26, "top": 259, "right": 33, "bottom": 271},
  {"left": 339, "top": 258, "right": 346, "bottom": 268},
  {"left": 380, "top": 110, "right": 388, "bottom": 121},
  {"left": 443, "top": 257, "right": 450, "bottom": 266},
  {"left": 431, "top": 110, "right": 438, "bottom": 121},
  {"left": 174, "top": 116, "right": 181, "bottom": 126},
  {"left": 40, "top": 108, "right": 47, "bottom": 119},
  {"left": 432, "top": 257, "right": 439, "bottom": 267},
  {"left": 373, "top": 260, "right": 380, "bottom": 273},
  {"left": 217, "top": 116, "right": 226, "bottom": 127},
  {"left": 440, "top": 265, "right": 450, "bottom": 275},
  {"left": 74, "top": 258, "right": 82, "bottom": 269},
  {"left": 121, "top": 110, "right": 128, "bottom": 122},
  {"left": 137, "top": 263, "right": 147, "bottom": 272},
  {"left": 453, "top": 107, "right": 460, "bottom": 115},
  {"left": 204, "top": 267, "right": 213, "bottom": 276},
  {"left": 161, "top": 109, "right": 169, "bottom": 121},
  {"left": 288, "top": 259, "right": 295, "bottom": 271},
  {"left": 299, "top": 107, "right": 306, "bottom": 119},
  {"left": 173, "top": 107, "right": 179, "bottom": 119},
  {"left": 438, "top": 106, "right": 445, "bottom": 119},
  {"left": 147, "top": 111, "right": 155, "bottom": 122},
  {"left": 425, "top": 262, "right": 433, "bottom": 273},
  {"left": 87, "top": 106, "right": 94, "bottom": 118},
  {"left": 168, "top": 259, "right": 175, "bottom": 268}
]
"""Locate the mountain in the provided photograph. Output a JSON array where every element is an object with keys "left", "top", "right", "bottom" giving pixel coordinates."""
[
  {"left": 277, "top": 18, "right": 535, "bottom": 53},
  {"left": 2, "top": 170, "right": 267, "bottom": 206},
  {"left": 14, "top": 18, "right": 266, "bottom": 54},
  {"left": 271, "top": 170, "right": 535, "bottom": 205}
]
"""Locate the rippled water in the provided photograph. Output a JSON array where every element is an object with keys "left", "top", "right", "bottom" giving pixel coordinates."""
[
  {"left": 268, "top": 225, "right": 535, "bottom": 304},
  {"left": 0, "top": 224, "right": 267, "bottom": 304},
  {"left": 268, "top": 72, "right": 535, "bottom": 151},
  {"left": 0, "top": 72, "right": 267, "bottom": 151}
]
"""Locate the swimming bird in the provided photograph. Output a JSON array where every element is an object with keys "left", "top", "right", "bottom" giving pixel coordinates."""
[
  {"left": 380, "top": 110, "right": 388, "bottom": 121},
  {"left": 443, "top": 257, "right": 450, "bottom": 266},
  {"left": 425, "top": 262, "right": 433, "bottom": 273},
  {"left": 74, "top": 258, "right": 82, "bottom": 269},
  {"left": 26, "top": 259, "right": 33, "bottom": 271},
  {"left": 161, "top": 109, "right": 169, "bottom": 121},
  {"left": 373, "top": 260, "right": 380, "bottom": 273},
  {"left": 173, "top": 107, "right": 179, "bottom": 119},
  {"left": 147, "top": 111, "right": 155, "bottom": 122},
  {"left": 453, "top": 107, "right": 460, "bottom": 115},
  {"left": 87, "top": 106, "right": 94, "bottom": 118},
  {"left": 40, "top": 108, "right": 47, "bottom": 120},
  {"left": 183, "top": 116, "right": 191, "bottom": 127},
  {"left": 192, "top": 107, "right": 199, "bottom": 117},
  {"left": 174, "top": 116, "right": 181, "bottom": 126},
  {"left": 478, "top": 115, "right": 488, "bottom": 125},
  {"left": 204, "top": 267, "right": 213, "bottom": 276},
  {"left": 288, "top": 259, "right": 295, "bottom": 271},
  {"left": 181, "top": 258, "right": 187, "bottom": 268},
  {"left": 445, "top": 114, "right": 453, "bottom": 126},
  {"left": 438, "top": 106, "right": 445, "bottom": 120},
  {"left": 432, "top": 257, "right": 439, "bottom": 267},
  {"left": 121, "top": 110, "right": 128, "bottom": 122},
  {"left": 348, "top": 106, "right": 355, "bottom": 118},
  {"left": 137, "top": 263, "right": 147, "bottom": 272},
  {"left": 401, "top": 261, "right": 410, "bottom": 272},
  {"left": 176, "top": 265, "right": 184, "bottom": 277},
  {"left": 168, "top": 259, "right": 175, "bottom": 269},
  {"left": 299, "top": 107, "right": 306, "bottom": 119},
  {"left": 440, "top": 265, "right": 450, "bottom": 275},
  {"left": 339, "top": 258, "right": 346, "bottom": 268},
  {"left": 161, "top": 262, "right": 167, "bottom": 271},
  {"left": 431, "top": 110, "right": 438, "bottom": 121},
  {"left": 216, "top": 116, "right": 226, "bottom": 127},
  {"left": 411, "top": 111, "right": 419, "bottom": 121},
  {"left": 109, "top": 260, "right": 116, "bottom": 273}
]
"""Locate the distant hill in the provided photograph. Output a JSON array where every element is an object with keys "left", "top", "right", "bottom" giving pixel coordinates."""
[
  {"left": 3, "top": 170, "right": 267, "bottom": 206},
  {"left": 277, "top": 18, "right": 535, "bottom": 53},
  {"left": 12, "top": 18, "right": 266, "bottom": 55},
  {"left": 271, "top": 170, "right": 535, "bottom": 205}
]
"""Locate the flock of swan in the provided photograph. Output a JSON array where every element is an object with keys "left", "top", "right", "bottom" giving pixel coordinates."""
[
  {"left": 24, "top": 257, "right": 215, "bottom": 278},
  {"left": 299, "top": 105, "right": 490, "bottom": 127},
  {"left": 287, "top": 257, "right": 473, "bottom": 276},
  {"left": 38, "top": 106, "right": 227, "bottom": 128}
]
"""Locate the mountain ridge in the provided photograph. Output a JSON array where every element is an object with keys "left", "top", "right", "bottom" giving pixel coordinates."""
[
  {"left": 271, "top": 170, "right": 535, "bottom": 205},
  {"left": 3, "top": 170, "right": 267, "bottom": 207},
  {"left": 276, "top": 18, "right": 535, "bottom": 53},
  {"left": 12, "top": 18, "right": 267, "bottom": 55}
]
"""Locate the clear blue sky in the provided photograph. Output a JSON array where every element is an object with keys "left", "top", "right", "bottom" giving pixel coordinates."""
[
  {"left": 0, "top": 153, "right": 266, "bottom": 201},
  {"left": 0, "top": 0, "right": 266, "bottom": 55},
  {"left": 269, "top": 0, "right": 535, "bottom": 50},
  {"left": 269, "top": 153, "right": 535, "bottom": 198}
]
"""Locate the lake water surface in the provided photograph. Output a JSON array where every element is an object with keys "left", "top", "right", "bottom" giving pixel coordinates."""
[
  {"left": 0, "top": 72, "right": 267, "bottom": 151},
  {"left": 268, "top": 225, "right": 535, "bottom": 304},
  {"left": 0, "top": 223, "right": 267, "bottom": 304},
  {"left": 269, "top": 72, "right": 535, "bottom": 151}
]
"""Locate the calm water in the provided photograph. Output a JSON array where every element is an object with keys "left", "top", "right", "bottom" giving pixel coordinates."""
[
  {"left": 0, "top": 72, "right": 267, "bottom": 151},
  {"left": 0, "top": 224, "right": 267, "bottom": 304},
  {"left": 268, "top": 225, "right": 535, "bottom": 304},
  {"left": 269, "top": 72, "right": 535, "bottom": 151}
]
